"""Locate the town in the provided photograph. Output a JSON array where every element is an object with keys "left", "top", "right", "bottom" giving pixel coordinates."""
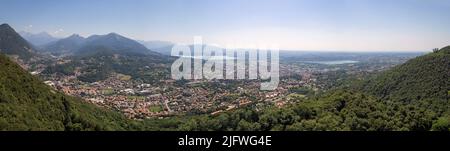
[{"left": 37, "top": 52, "right": 419, "bottom": 119}]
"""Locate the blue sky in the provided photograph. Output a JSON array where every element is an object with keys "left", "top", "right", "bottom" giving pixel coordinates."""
[{"left": 1, "top": 0, "right": 449, "bottom": 51}]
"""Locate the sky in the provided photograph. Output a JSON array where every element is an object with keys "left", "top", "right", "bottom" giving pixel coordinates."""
[{"left": 1, "top": 0, "right": 449, "bottom": 51}]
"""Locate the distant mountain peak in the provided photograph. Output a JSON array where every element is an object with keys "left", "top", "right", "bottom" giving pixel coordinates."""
[
  {"left": 70, "top": 33, "right": 80, "bottom": 37},
  {"left": 41, "top": 33, "right": 86, "bottom": 54},
  {"left": 67, "top": 34, "right": 85, "bottom": 39},
  {"left": 18, "top": 31, "right": 60, "bottom": 46},
  {"left": 0, "top": 23, "right": 10, "bottom": 27},
  {"left": 75, "top": 32, "right": 159, "bottom": 56},
  {"left": 0, "top": 23, "right": 36, "bottom": 60},
  {"left": 0, "top": 23, "right": 13, "bottom": 30},
  {"left": 104, "top": 32, "right": 127, "bottom": 40},
  {"left": 107, "top": 32, "right": 119, "bottom": 36}
]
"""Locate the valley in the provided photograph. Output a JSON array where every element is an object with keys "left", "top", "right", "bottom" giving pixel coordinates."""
[
  {"left": 0, "top": 23, "right": 448, "bottom": 131},
  {"left": 28, "top": 30, "right": 423, "bottom": 119}
]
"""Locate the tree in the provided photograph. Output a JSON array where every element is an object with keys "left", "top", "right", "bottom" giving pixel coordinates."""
[
  {"left": 236, "top": 119, "right": 261, "bottom": 131},
  {"left": 431, "top": 116, "right": 450, "bottom": 131},
  {"left": 432, "top": 48, "right": 439, "bottom": 53}
]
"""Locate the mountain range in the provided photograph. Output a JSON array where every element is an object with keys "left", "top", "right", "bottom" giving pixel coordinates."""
[
  {"left": 42, "top": 33, "right": 159, "bottom": 56},
  {"left": 18, "top": 31, "right": 59, "bottom": 46},
  {"left": 41, "top": 34, "right": 85, "bottom": 55},
  {"left": 38, "top": 31, "right": 171, "bottom": 83}
]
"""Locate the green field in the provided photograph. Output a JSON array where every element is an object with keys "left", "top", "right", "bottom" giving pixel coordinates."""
[
  {"left": 102, "top": 88, "right": 114, "bottom": 95},
  {"left": 127, "top": 95, "right": 146, "bottom": 100},
  {"left": 288, "top": 93, "right": 306, "bottom": 99},
  {"left": 148, "top": 105, "right": 164, "bottom": 112}
]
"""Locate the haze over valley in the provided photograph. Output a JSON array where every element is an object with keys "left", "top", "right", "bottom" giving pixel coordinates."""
[{"left": 0, "top": 0, "right": 449, "bottom": 131}]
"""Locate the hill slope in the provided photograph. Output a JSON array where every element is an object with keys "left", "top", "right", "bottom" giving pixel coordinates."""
[
  {"left": 0, "top": 53, "right": 136, "bottom": 130},
  {"left": 42, "top": 34, "right": 85, "bottom": 55},
  {"left": 76, "top": 33, "right": 152, "bottom": 56},
  {"left": 0, "top": 24, "right": 36, "bottom": 60},
  {"left": 360, "top": 46, "right": 450, "bottom": 102}
]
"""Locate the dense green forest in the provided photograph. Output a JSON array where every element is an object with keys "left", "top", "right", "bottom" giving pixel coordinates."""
[
  {"left": 176, "top": 90, "right": 449, "bottom": 131},
  {"left": 359, "top": 46, "right": 449, "bottom": 103},
  {"left": 0, "top": 46, "right": 449, "bottom": 131}
]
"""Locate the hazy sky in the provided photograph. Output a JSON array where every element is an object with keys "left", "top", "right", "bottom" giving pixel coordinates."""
[{"left": 1, "top": 0, "right": 449, "bottom": 51}]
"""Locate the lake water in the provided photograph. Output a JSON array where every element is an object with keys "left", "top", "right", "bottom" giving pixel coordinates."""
[{"left": 176, "top": 56, "right": 359, "bottom": 65}]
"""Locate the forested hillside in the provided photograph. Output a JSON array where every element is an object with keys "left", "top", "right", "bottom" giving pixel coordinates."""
[
  {"left": 360, "top": 46, "right": 450, "bottom": 102},
  {"left": 0, "top": 54, "right": 138, "bottom": 130}
]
